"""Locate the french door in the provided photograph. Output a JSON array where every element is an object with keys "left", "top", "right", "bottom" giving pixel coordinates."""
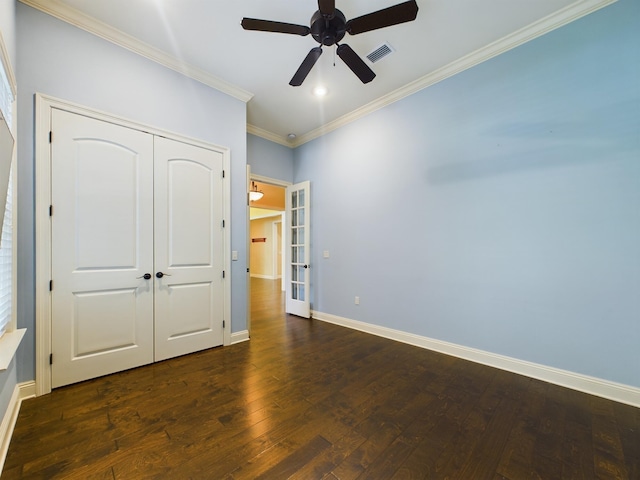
[
  {"left": 50, "top": 109, "right": 224, "bottom": 388},
  {"left": 285, "top": 181, "right": 310, "bottom": 318}
]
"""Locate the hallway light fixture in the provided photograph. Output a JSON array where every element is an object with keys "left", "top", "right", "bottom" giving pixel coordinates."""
[{"left": 249, "top": 181, "right": 264, "bottom": 202}]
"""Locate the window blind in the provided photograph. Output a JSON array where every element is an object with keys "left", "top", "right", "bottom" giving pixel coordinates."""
[
  {"left": 0, "top": 64, "right": 11, "bottom": 127},
  {"left": 0, "top": 166, "right": 12, "bottom": 337},
  {"left": 0, "top": 58, "right": 13, "bottom": 338}
]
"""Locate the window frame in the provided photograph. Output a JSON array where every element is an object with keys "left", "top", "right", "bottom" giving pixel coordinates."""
[{"left": 0, "top": 29, "right": 24, "bottom": 371}]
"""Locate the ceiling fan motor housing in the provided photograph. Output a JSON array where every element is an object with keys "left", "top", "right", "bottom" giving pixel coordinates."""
[{"left": 310, "top": 9, "right": 347, "bottom": 46}]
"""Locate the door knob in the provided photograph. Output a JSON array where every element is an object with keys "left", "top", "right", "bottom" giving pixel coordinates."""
[
  {"left": 137, "top": 273, "right": 152, "bottom": 280},
  {"left": 156, "top": 272, "right": 171, "bottom": 278}
]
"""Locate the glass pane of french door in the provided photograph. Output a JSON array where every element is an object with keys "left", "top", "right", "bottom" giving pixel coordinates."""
[{"left": 285, "top": 181, "right": 310, "bottom": 318}]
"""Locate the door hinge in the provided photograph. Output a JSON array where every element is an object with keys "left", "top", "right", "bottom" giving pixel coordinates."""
[
  {"left": 222, "top": 219, "right": 225, "bottom": 228},
  {"left": 223, "top": 320, "right": 225, "bottom": 329},
  {"left": 49, "top": 354, "right": 53, "bottom": 365},
  {"left": 222, "top": 271, "right": 226, "bottom": 279},
  {"left": 222, "top": 170, "right": 225, "bottom": 178},
  {"left": 49, "top": 131, "right": 53, "bottom": 143},
  {"left": 49, "top": 280, "right": 53, "bottom": 291},
  {"left": 49, "top": 205, "right": 53, "bottom": 217}
]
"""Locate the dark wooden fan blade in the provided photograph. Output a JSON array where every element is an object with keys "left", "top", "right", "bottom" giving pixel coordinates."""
[
  {"left": 241, "top": 18, "right": 311, "bottom": 36},
  {"left": 337, "top": 44, "right": 376, "bottom": 84},
  {"left": 289, "top": 47, "right": 323, "bottom": 86},
  {"left": 318, "top": 0, "right": 335, "bottom": 17},
  {"left": 346, "top": 0, "right": 418, "bottom": 35}
]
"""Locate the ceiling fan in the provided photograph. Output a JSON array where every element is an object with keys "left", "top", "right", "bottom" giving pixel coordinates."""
[{"left": 241, "top": 0, "right": 419, "bottom": 87}]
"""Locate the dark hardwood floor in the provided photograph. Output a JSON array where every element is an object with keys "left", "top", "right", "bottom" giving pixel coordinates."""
[{"left": 3, "top": 278, "right": 639, "bottom": 479}]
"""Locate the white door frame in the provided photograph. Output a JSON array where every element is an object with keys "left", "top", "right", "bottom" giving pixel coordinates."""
[
  {"left": 246, "top": 173, "right": 290, "bottom": 338},
  {"left": 35, "top": 93, "right": 232, "bottom": 396},
  {"left": 272, "top": 218, "right": 283, "bottom": 281}
]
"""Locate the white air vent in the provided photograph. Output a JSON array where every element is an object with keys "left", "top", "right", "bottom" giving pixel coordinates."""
[{"left": 366, "top": 42, "right": 395, "bottom": 63}]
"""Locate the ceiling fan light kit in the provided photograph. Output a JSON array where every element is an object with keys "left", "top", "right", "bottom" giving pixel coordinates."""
[
  {"left": 241, "top": 0, "right": 419, "bottom": 87},
  {"left": 312, "top": 86, "right": 328, "bottom": 97}
]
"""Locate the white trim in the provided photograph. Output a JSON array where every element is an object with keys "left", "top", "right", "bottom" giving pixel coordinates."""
[
  {"left": 246, "top": 166, "right": 252, "bottom": 342},
  {"left": 222, "top": 150, "right": 232, "bottom": 350},
  {"left": 0, "top": 329, "right": 25, "bottom": 371},
  {"left": 250, "top": 210, "right": 283, "bottom": 221},
  {"left": 230, "top": 330, "right": 250, "bottom": 345},
  {"left": 18, "top": 0, "right": 253, "bottom": 103},
  {"left": 0, "top": 381, "right": 35, "bottom": 473},
  {"left": 0, "top": 13, "right": 19, "bottom": 355},
  {"left": 250, "top": 174, "right": 292, "bottom": 188},
  {"left": 18, "top": 0, "right": 616, "bottom": 146},
  {"left": 247, "top": 125, "right": 293, "bottom": 148},
  {"left": 35, "top": 95, "right": 51, "bottom": 396},
  {"left": 272, "top": 220, "right": 282, "bottom": 280},
  {"left": 250, "top": 274, "right": 276, "bottom": 280},
  {"left": 9, "top": 137, "right": 17, "bottom": 338},
  {"left": 0, "top": 31, "right": 16, "bottom": 99},
  {"left": 35, "top": 93, "right": 232, "bottom": 396},
  {"left": 312, "top": 310, "right": 640, "bottom": 408},
  {"left": 290, "top": 0, "right": 618, "bottom": 147}
]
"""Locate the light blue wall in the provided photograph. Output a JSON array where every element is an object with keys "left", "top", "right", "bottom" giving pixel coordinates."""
[
  {"left": 0, "top": 0, "right": 17, "bottom": 426},
  {"left": 16, "top": 3, "right": 249, "bottom": 383},
  {"left": 248, "top": 134, "right": 294, "bottom": 183},
  {"left": 294, "top": 0, "right": 640, "bottom": 387},
  {"left": 0, "top": 360, "right": 17, "bottom": 421}
]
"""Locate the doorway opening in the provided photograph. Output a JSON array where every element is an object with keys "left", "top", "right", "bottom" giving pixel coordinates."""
[{"left": 249, "top": 180, "right": 286, "bottom": 325}]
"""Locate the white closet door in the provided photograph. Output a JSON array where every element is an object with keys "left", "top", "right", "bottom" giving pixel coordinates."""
[
  {"left": 153, "top": 137, "right": 225, "bottom": 361},
  {"left": 51, "top": 109, "right": 154, "bottom": 388}
]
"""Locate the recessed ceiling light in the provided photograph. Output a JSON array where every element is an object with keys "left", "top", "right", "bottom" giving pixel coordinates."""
[
  {"left": 287, "top": 133, "right": 297, "bottom": 140},
  {"left": 312, "top": 86, "right": 328, "bottom": 97}
]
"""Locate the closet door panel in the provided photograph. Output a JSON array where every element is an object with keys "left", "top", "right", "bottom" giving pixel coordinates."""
[
  {"left": 51, "top": 109, "right": 154, "bottom": 388},
  {"left": 154, "top": 137, "right": 225, "bottom": 361}
]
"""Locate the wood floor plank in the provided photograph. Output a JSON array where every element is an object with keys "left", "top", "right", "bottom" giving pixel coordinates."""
[
  {"left": 287, "top": 429, "right": 367, "bottom": 480},
  {"left": 592, "top": 396, "right": 631, "bottom": 479},
  {"left": 3, "top": 278, "right": 638, "bottom": 479},
  {"left": 612, "top": 400, "right": 640, "bottom": 480},
  {"left": 441, "top": 372, "right": 530, "bottom": 478},
  {"left": 253, "top": 435, "right": 332, "bottom": 480}
]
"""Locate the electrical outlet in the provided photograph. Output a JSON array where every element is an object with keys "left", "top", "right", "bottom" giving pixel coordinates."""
[{"left": 355, "top": 296, "right": 360, "bottom": 305}]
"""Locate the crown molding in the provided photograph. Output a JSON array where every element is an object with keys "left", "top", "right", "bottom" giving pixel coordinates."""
[
  {"left": 18, "top": 0, "right": 254, "bottom": 103},
  {"left": 246, "top": 124, "right": 293, "bottom": 148},
  {"left": 19, "top": 0, "right": 616, "bottom": 145},
  {"left": 291, "top": 0, "right": 617, "bottom": 147}
]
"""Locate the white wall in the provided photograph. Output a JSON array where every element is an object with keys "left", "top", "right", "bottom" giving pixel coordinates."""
[{"left": 16, "top": 3, "right": 249, "bottom": 382}]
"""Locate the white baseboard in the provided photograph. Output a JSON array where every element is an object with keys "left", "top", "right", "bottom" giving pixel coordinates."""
[
  {"left": 250, "top": 274, "right": 277, "bottom": 280},
  {"left": 230, "top": 330, "right": 250, "bottom": 345},
  {"left": 312, "top": 311, "right": 640, "bottom": 408},
  {"left": 0, "top": 381, "right": 36, "bottom": 473}
]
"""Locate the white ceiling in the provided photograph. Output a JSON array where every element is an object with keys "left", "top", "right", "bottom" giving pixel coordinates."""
[{"left": 23, "top": 0, "right": 610, "bottom": 146}]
